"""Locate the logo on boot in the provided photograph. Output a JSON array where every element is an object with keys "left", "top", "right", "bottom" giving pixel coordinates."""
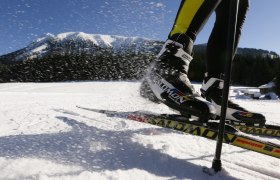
[{"left": 152, "top": 74, "right": 192, "bottom": 104}]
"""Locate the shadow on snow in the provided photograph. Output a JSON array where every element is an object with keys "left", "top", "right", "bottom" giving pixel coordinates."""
[{"left": 0, "top": 115, "right": 239, "bottom": 179}]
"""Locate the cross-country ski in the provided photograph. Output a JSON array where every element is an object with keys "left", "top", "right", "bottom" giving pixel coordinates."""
[{"left": 1, "top": 0, "right": 280, "bottom": 179}]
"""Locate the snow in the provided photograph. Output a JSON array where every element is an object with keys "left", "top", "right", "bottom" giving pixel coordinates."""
[
  {"left": 31, "top": 44, "right": 48, "bottom": 54},
  {"left": 44, "top": 32, "right": 149, "bottom": 49},
  {"left": 232, "top": 86, "right": 279, "bottom": 100},
  {"left": 0, "top": 81, "right": 279, "bottom": 180},
  {"left": 15, "top": 32, "right": 155, "bottom": 61},
  {"left": 259, "top": 81, "right": 276, "bottom": 89}
]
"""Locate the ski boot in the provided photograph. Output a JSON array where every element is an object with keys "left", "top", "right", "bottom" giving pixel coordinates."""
[
  {"left": 140, "top": 78, "right": 161, "bottom": 104},
  {"left": 200, "top": 75, "right": 266, "bottom": 126},
  {"left": 140, "top": 36, "right": 216, "bottom": 122}
]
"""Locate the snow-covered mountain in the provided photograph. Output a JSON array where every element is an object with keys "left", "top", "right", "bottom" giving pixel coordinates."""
[
  {"left": 1, "top": 32, "right": 278, "bottom": 64},
  {"left": 0, "top": 32, "right": 279, "bottom": 85},
  {"left": 0, "top": 32, "right": 162, "bottom": 63}
]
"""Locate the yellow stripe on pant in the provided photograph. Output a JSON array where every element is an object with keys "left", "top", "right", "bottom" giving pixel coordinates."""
[{"left": 170, "top": 0, "right": 205, "bottom": 36}]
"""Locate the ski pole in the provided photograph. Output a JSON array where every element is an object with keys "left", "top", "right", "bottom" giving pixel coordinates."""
[{"left": 212, "top": 0, "right": 239, "bottom": 172}]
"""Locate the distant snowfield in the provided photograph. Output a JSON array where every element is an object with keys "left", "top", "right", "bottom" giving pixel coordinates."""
[{"left": 0, "top": 81, "right": 279, "bottom": 180}]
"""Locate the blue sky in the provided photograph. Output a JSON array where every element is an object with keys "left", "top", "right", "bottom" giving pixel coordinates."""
[{"left": 0, "top": 0, "right": 280, "bottom": 55}]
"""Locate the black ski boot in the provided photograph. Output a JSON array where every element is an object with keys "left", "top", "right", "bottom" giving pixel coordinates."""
[
  {"left": 200, "top": 75, "right": 266, "bottom": 126},
  {"left": 140, "top": 37, "right": 216, "bottom": 122}
]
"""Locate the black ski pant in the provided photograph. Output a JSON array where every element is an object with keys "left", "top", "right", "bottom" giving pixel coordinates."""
[{"left": 169, "top": 0, "right": 249, "bottom": 77}]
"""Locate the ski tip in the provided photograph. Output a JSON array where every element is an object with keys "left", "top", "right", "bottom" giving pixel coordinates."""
[
  {"left": 76, "top": 106, "right": 101, "bottom": 112},
  {"left": 76, "top": 106, "right": 115, "bottom": 114}
]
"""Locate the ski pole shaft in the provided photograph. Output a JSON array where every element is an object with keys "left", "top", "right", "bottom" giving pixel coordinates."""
[{"left": 212, "top": 0, "right": 239, "bottom": 172}]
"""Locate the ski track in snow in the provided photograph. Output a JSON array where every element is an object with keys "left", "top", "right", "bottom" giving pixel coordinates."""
[{"left": 0, "top": 81, "right": 279, "bottom": 180}]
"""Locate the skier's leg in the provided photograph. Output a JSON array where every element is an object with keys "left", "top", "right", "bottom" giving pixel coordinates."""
[
  {"left": 201, "top": 0, "right": 266, "bottom": 126},
  {"left": 206, "top": 0, "right": 249, "bottom": 77},
  {"left": 141, "top": 0, "right": 223, "bottom": 120},
  {"left": 169, "top": 0, "right": 222, "bottom": 55}
]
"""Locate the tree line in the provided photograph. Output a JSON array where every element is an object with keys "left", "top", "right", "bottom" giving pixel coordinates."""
[
  {"left": 0, "top": 48, "right": 279, "bottom": 95},
  {"left": 0, "top": 49, "right": 154, "bottom": 82}
]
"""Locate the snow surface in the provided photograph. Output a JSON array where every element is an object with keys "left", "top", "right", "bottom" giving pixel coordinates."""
[{"left": 0, "top": 81, "right": 279, "bottom": 180}]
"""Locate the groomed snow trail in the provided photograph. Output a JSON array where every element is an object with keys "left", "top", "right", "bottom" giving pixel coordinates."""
[{"left": 0, "top": 82, "right": 279, "bottom": 180}]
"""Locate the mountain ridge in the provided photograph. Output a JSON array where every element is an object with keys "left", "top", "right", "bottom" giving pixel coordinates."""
[
  {"left": 0, "top": 32, "right": 162, "bottom": 64},
  {"left": 0, "top": 32, "right": 278, "bottom": 64}
]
